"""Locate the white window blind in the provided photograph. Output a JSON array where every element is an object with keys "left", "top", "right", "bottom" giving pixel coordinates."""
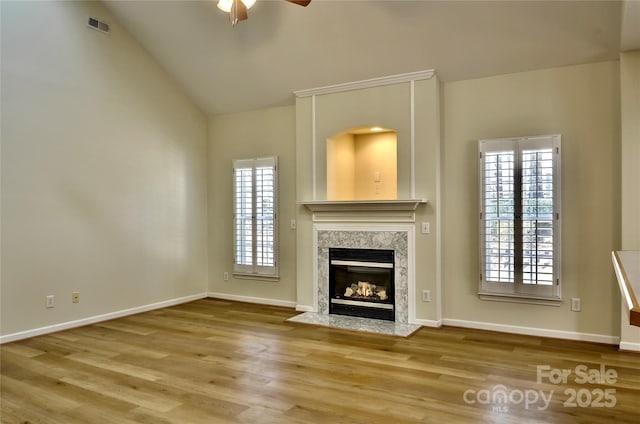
[
  {"left": 479, "top": 135, "right": 561, "bottom": 301},
  {"left": 233, "top": 157, "right": 278, "bottom": 277}
]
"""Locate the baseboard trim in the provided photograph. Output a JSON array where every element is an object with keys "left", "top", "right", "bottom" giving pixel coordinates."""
[
  {"left": 619, "top": 341, "right": 640, "bottom": 352},
  {"left": 0, "top": 293, "right": 208, "bottom": 344},
  {"left": 413, "top": 318, "right": 441, "bottom": 328},
  {"left": 295, "top": 305, "right": 315, "bottom": 312},
  {"left": 207, "top": 292, "right": 297, "bottom": 309},
  {"left": 442, "top": 318, "right": 620, "bottom": 345},
  {"left": 1, "top": 296, "right": 625, "bottom": 348}
]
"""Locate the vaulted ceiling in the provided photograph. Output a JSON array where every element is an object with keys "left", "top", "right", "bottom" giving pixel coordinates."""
[{"left": 103, "top": 0, "right": 640, "bottom": 116}]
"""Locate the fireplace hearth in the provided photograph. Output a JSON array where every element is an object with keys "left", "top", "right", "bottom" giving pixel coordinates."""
[
  {"left": 329, "top": 248, "right": 395, "bottom": 321},
  {"left": 286, "top": 225, "right": 420, "bottom": 336}
]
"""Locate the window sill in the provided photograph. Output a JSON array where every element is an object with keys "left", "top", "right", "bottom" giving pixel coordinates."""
[
  {"left": 479, "top": 293, "right": 562, "bottom": 307},
  {"left": 233, "top": 273, "right": 280, "bottom": 282}
]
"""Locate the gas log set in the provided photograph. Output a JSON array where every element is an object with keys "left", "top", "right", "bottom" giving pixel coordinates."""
[{"left": 343, "top": 281, "right": 388, "bottom": 301}]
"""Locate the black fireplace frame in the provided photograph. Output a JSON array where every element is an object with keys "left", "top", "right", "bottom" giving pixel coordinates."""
[{"left": 329, "top": 247, "right": 395, "bottom": 321}]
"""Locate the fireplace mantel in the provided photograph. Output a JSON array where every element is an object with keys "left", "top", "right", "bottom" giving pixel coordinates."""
[
  {"left": 297, "top": 199, "right": 427, "bottom": 213},
  {"left": 297, "top": 199, "right": 427, "bottom": 223},
  {"left": 310, "top": 223, "right": 418, "bottom": 328}
]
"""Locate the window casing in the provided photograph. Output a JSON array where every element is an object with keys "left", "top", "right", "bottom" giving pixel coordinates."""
[
  {"left": 233, "top": 157, "right": 278, "bottom": 278},
  {"left": 479, "top": 135, "right": 561, "bottom": 302}
]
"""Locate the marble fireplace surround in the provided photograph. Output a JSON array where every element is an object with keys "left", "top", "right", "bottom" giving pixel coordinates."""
[{"left": 313, "top": 223, "right": 417, "bottom": 325}]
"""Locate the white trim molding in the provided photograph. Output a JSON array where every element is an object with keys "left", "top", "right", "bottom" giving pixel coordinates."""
[
  {"left": 207, "top": 292, "right": 297, "bottom": 309},
  {"left": 295, "top": 304, "right": 315, "bottom": 313},
  {"left": 299, "top": 199, "right": 426, "bottom": 214},
  {"left": 0, "top": 293, "right": 208, "bottom": 344},
  {"left": 298, "top": 199, "right": 427, "bottom": 213},
  {"left": 298, "top": 199, "right": 427, "bottom": 223},
  {"left": 297, "top": 70, "right": 436, "bottom": 204},
  {"left": 442, "top": 318, "right": 620, "bottom": 345},
  {"left": 435, "top": 82, "right": 443, "bottom": 324},
  {"left": 311, "top": 94, "right": 317, "bottom": 199},
  {"left": 410, "top": 79, "right": 416, "bottom": 198},
  {"left": 294, "top": 70, "right": 435, "bottom": 98},
  {"left": 414, "top": 318, "right": 442, "bottom": 328},
  {"left": 619, "top": 341, "right": 640, "bottom": 352}
]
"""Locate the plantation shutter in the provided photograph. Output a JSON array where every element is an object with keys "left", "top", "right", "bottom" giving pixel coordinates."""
[
  {"left": 479, "top": 135, "right": 561, "bottom": 301},
  {"left": 233, "top": 157, "right": 278, "bottom": 276},
  {"left": 254, "top": 158, "right": 276, "bottom": 274}
]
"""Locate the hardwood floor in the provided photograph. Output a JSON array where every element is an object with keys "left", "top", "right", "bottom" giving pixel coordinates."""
[{"left": 1, "top": 299, "right": 639, "bottom": 423}]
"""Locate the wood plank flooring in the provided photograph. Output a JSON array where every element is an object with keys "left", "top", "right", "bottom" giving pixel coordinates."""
[{"left": 1, "top": 299, "right": 639, "bottom": 423}]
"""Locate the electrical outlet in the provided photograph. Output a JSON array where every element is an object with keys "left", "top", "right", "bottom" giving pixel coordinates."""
[
  {"left": 422, "top": 290, "right": 431, "bottom": 302},
  {"left": 72, "top": 292, "right": 80, "bottom": 303},
  {"left": 223, "top": 272, "right": 229, "bottom": 281},
  {"left": 421, "top": 222, "right": 430, "bottom": 234},
  {"left": 46, "top": 295, "right": 55, "bottom": 308},
  {"left": 571, "top": 297, "right": 581, "bottom": 312},
  {"left": 290, "top": 219, "right": 297, "bottom": 230}
]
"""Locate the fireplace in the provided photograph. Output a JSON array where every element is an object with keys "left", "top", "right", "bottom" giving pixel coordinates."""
[{"left": 329, "top": 248, "right": 395, "bottom": 321}]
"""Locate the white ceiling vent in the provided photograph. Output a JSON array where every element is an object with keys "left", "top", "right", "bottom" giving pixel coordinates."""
[{"left": 87, "top": 17, "right": 110, "bottom": 34}]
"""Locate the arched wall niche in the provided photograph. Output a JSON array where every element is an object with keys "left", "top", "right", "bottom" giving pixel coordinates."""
[
  {"left": 312, "top": 82, "right": 412, "bottom": 200},
  {"left": 326, "top": 126, "right": 398, "bottom": 200}
]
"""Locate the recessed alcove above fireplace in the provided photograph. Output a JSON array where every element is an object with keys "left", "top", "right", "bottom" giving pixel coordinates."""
[{"left": 327, "top": 126, "right": 398, "bottom": 200}]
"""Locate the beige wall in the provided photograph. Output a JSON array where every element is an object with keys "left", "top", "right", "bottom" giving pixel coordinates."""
[
  {"left": 326, "top": 133, "right": 355, "bottom": 200},
  {"left": 1, "top": 3, "right": 631, "bottom": 345},
  {"left": 353, "top": 132, "right": 398, "bottom": 200},
  {"left": 442, "top": 61, "right": 621, "bottom": 337},
  {"left": 619, "top": 50, "right": 640, "bottom": 347},
  {"left": 208, "top": 106, "right": 297, "bottom": 303},
  {"left": 327, "top": 132, "right": 398, "bottom": 200},
  {"left": 1, "top": 1, "right": 208, "bottom": 337},
  {"left": 620, "top": 51, "right": 640, "bottom": 251}
]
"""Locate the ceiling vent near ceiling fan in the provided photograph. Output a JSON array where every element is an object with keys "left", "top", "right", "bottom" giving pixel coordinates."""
[{"left": 87, "top": 17, "right": 110, "bottom": 34}]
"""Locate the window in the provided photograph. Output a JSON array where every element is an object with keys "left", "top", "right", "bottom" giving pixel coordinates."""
[
  {"left": 233, "top": 157, "right": 278, "bottom": 278},
  {"left": 479, "top": 135, "right": 561, "bottom": 302}
]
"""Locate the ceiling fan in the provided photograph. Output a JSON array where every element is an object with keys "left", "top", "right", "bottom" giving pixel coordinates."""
[{"left": 218, "top": 0, "right": 311, "bottom": 26}]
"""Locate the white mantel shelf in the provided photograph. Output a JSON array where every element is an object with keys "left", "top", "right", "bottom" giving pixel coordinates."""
[{"left": 297, "top": 199, "right": 427, "bottom": 213}]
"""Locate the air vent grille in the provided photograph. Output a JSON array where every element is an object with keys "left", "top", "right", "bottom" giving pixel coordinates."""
[{"left": 88, "top": 17, "right": 110, "bottom": 34}]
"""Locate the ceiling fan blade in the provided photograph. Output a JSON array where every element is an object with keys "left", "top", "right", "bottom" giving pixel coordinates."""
[
  {"left": 230, "top": 0, "right": 248, "bottom": 25},
  {"left": 285, "top": 0, "right": 311, "bottom": 6}
]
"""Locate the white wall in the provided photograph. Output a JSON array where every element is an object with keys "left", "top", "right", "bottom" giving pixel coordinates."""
[
  {"left": 1, "top": 1, "right": 208, "bottom": 338},
  {"left": 442, "top": 61, "right": 621, "bottom": 341}
]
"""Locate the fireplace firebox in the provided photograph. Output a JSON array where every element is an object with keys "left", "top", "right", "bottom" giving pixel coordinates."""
[{"left": 329, "top": 248, "right": 395, "bottom": 321}]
